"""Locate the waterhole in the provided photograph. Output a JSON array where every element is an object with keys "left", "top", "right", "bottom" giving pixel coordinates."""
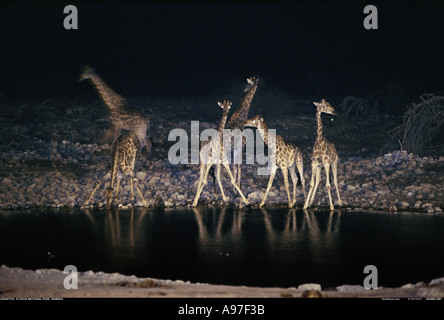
[{"left": 1, "top": 208, "right": 443, "bottom": 288}]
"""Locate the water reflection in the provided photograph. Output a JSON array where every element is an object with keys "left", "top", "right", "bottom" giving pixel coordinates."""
[
  {"left": 83, "top": 207, "right": 149, "bottom": 254},
  {"left": 79, "top": 207, "right": 342, "bottom": 258},
  {"left": 192, "top": 208, "right": 342, "bottom": 256},
  {"left": 1, "top": 207, "right": 444, "bottom": 288}
]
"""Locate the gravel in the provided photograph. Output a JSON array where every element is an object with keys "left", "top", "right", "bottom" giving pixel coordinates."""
[{"left": 1, "top": 141, "right": 443, "bottom": 212}]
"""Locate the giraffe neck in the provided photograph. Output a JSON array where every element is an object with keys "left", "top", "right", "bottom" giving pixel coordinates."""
[
  {"left": 217, "top": 111, "right": 229, "bottom": 134},
  {"left": 316, "top": 109, "right": 324, "bottom": 142},
  {"left": 238, "top": 84, "right": 258, "bottom": 122},
  {"left": 257, "top": 121, "right": 277, "bottom": 152},
  {"left": 86, "top": 73, "right": 126, "bottom": 112}
]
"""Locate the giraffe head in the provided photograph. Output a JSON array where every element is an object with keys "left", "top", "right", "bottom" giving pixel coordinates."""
[
  {"left": 313, "top": 99, "right": 337, "bottom": 117},
  {"left": 243, "top": 76, "right": 259, "bottom": 92},
  {"left": 244, "top": 115, "right": 263, "bottom": 128},
  {"left": 79, "top": 65, "right": 96, "bottom": 81},
  {"left": 217, "top": 100, "right": 232, "bottom": 113}
]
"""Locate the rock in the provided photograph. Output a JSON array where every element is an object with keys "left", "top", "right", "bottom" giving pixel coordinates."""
[
  {"left": 1, "top": 178, "right": 12, "bottom": 185},
  {"left": 297, "top": 283, "right": 321, "bottom": 291},
  {"left": 399, "top": 201, "right": 410, "bottom": 208},
  {"left": 136, "top": 171, "right": 147, "bottom": 181},
  {"left": 336, "top": 285, "right": 366, "bottom": 292},
  {"left": 248, "top": 191, "right": 264, "bottom": 201},
  {"left": 164, "top": 200, "right": 173, "bottom": 207},
  {"left": 408, "top": 160, "right": 417, "bottom": 168},
  {"left": 176, "top": 194, "right": 186, "bottom": 201},
  {"left": 430, "top": 277, "right": 444, "bottom": 285},
  {"left": 364, "top": 191, "right": 377, "bottom": 198}
]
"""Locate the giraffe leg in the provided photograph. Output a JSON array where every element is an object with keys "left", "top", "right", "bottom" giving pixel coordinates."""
[
  {"left": 332, "top": 160, "right": 342, "bottom": 206},
  {"left": 303, "top": 163, "right": 317, "bottom": 209},
  {"left": 297, "top": 161, "right": 306, "bottom": 202},
  {"left": 192, "top": 164, "right": 211, "bottom": 207},
  {"left": 114, "top": 175, "right": 121, "bottom": 206},
  {"left": 232, "top": 148, "right": 240, "bottom": 192},
  {"left": 308, "top": 166, "right": 322, "bottom": 207},
  {"left": 81, "top": 175, "right": 107, "bottom": 209},
  {"left": 133, "top": 178, "right": 148, "bottom": 207},
  {"left": 289, "top": 166, "right": 298, "bottom": 207},
  {"left": 260, "top": 165, "right": 277, "bottom": 208},
  {"left": 281, "top": 166, "right": 292, "bottom": 208},
  {"left": 105, "top": 187, "right": 114, "bottom": 208},
  {"left": 324, "top": 162, "right": 334, "bottom": 211},
  {"left": 223, "top": 162, "right": 249, "bottom": 205},
  {"left": 129, "top": 176, "right": 135, "bottom": 202},
  {"left": 215, "top": 163, "right": 229, "bottom": 202},
  {"left": 120, "top": 160, "right": 135, "bottom": 202},
  {"left": 237, "top": 164, "right": 242, "bottom": 191}
]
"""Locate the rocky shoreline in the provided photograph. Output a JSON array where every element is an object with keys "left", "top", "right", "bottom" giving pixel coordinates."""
[
  {"left": 0, "top": 138, "right": 443, "bottom": 212},
  {"left": 0, "top": 265, "right": 443, "bottom": 298}
]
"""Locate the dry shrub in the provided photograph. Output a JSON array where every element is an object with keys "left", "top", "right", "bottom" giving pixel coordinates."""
[{"left": 386, "top": 93, "right": 444, "bottom": 154}]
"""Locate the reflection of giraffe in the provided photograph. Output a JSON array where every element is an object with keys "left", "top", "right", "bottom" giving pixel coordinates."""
[
  {"left": 193, "top": 207, "right": 227, "bottom": 243},
  {"left": 192, "top": 208, "right": 244, "bottom": 254},
  {"left": 261, "top": 209, "right": 341, "bottom": 255},
  {"left": 245, "top": 115, "right": 305, "bottom": 208},
  {"left": 304, "top": 99, "right": 342, "bottom": 211},
  {"left": 192, "top": 101, "right": 249, "bottom": 207},
  {"left": 226, "top": 77, "right": 259, "bottom": 190},
  {"left": 81, "top": 134, "right": 148, "bottom": 208},
  {"left": 79, "top": 66, "right": 151, "bottom": 152},
  {"left": 83, "top": 207, "right": 148, "bottom": 250}
]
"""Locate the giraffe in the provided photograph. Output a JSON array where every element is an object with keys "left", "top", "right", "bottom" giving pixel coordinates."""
[
  {"left": 303, "top": 99, "right": 342, "bottom": 211},
  {"left": 81, "top": 133, "right": 148, "bottom": 209},
  {"left": 226, "top": 76, "right": 259, "bottom": 190},
  {"left": 244, "top": 115, "right": 305, "bottom": 208},
  {"left": 192, "top": 100, "right": 250, "bottom": 207},
  {"left": 79, "top": 66, "right": 151, "bottom": 153}
]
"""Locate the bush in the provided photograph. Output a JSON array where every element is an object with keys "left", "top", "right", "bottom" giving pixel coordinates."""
[{"left": 384, "top": 93, "right": 444, "bottom": 154}]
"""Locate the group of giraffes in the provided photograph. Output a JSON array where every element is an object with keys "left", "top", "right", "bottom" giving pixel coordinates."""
[{"left": 79, "top": 67, "right": 342, "bottom": 211}]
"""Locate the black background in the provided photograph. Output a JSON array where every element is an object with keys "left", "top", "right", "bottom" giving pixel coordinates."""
[{"left": 1, "top": 1, "right": 443, "bottom": 101}]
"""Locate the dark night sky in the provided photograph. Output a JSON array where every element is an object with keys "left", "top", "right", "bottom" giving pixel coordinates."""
[{"left": 1, "top": 1, "right": 443, "bottom": 99}]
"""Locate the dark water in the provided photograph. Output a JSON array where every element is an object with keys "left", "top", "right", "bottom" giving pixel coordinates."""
[{"left": 1, "top": 207, "right": 444, "bottom": 289}]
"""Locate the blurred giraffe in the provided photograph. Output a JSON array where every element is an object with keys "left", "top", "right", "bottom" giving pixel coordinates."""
[
  {"left": 81, "top": 133, "right": 148, "bottom": 208},
  {"left": 79, "top": 66, "right": 151, "bottom": 152}
]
